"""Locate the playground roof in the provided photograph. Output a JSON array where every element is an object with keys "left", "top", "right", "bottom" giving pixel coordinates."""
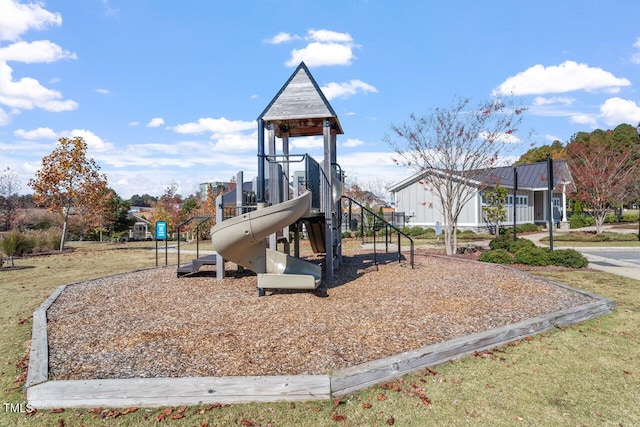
[{"left": 258, "top": 62, "right": 344, "bottom": 137}]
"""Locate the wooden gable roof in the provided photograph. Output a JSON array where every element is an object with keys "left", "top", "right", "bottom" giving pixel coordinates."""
[{"left": 258, "top": 62, "right": 343, "bottom": 137}]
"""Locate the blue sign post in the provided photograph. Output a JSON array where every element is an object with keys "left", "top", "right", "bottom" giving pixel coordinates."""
[
  {"left": 156, "top": 221, "right": 167, "bottom": 239},
  {"left": 155, "top": 221, "right": 168, "bottom": 266}
]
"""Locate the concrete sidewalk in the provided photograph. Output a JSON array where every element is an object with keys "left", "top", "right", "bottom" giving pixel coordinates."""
[{"left": 521, "top": 226, "right": 640, "bottom": 281}]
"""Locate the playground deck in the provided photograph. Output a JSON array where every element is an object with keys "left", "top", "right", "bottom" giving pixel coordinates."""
[{"left": 176, "top": 254, "right": 217, "bottom": 276}]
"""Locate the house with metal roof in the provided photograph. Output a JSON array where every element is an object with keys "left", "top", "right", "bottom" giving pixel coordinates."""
[{"left": 388, "top": 160, "right": 575, "bottom": 232}]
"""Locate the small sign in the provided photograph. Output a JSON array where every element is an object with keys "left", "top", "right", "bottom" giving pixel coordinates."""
[{"left": 156, "top": 221, "right": 167, "bottom": 240}]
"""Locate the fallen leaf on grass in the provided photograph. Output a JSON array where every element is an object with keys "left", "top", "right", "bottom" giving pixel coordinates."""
[
  {"left": 50, "top": 408, "right": 65, "bottom": 414},
  {"left": 362, "top": 403, "right": 372, "bottom": 409},
  {"left": 240, "top": 419, "right": 254, "bottom": 426},
  {"left": 171, "top": 406, "right": 188, "bottom": 419},
  {"left": 156, "top": 407, "right": 173, "bottom": 422},
  {"left": 386, "top": 416, "right": 395, "bottom": 425},
  {"left": 331, "top": 413, "right": 346, "bottom": 422},
  {"left": 377, "top": 393, "right": 388, "bottom": 401}
]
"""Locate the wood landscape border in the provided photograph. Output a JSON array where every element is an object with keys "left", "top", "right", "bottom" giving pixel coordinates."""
[{"left": 25, "top": 266, "right": 615, "bottom": 408}]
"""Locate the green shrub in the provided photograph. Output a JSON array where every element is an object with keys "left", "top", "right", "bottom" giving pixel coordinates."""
[
  {"left": 479, "top": 249, "right": 513, "bottom": 264},
  {"left": 342, "top": 231, "right": 352, "bottom": 239},
  {"left": 488, "top": 235, "right": 513, "bottom": 251},
  {"left": 513, "top": 246, "right": 550, "bottom": 266},
  {"left": 569, "top": 213, "right": 595, "bottom": 229},
  {"left": 1, "top": 231, "right": 36, "bottom": 257},
  {"left": 488, "top": 236, "right": 535, "bottom": 253},
  {"left": 602, "top": 212, "right": 639, "bottom": 223},
  {"left": 409, "top": 226, "right": 426, "bottom": 236},
  {"left": 548, "top": 249, "right": 589, "bottom": 268},
  {"left": 518, "top": 223, "right": 541, "bottom": 233},
  {"left": 511, "top": 238, "right": 536, "bottom": 252}
]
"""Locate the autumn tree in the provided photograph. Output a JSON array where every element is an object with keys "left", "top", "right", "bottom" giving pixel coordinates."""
[
  {"left": 153, "top": 182, "right": 183, "bottom": 234},
  {"left": 515, "top": 140, "right": 566, "bottom": 165},
  {"left": 386, "top": 96, "right": 526, "bottom": 255},
  {"left": 28, "top": 137, "right": 108, "bottom": 250},
  {"left": 566, "top": 126, "right": 640, "bottom": 234},
  {"left": 0, "top": 167, "right": 21, "bottom": 231}
]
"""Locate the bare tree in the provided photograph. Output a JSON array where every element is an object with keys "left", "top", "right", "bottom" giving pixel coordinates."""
[
  {"left": 386, "top": 97, "right": 526, "bottom": 255},
  {"left": 0, "top": 167, "right": 21, "bottom": 231}
]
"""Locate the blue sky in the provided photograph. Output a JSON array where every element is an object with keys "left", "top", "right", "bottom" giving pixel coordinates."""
[{"left": 1, "top": 0, "right": 639, "bottom": 199}]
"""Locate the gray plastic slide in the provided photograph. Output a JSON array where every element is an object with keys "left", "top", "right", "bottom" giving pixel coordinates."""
[{"left": 210, "top": 191, "right": 321, "bottom": 290}]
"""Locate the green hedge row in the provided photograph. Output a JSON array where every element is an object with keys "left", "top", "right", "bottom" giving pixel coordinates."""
[{"left": 481, "top": 236, "right": 588, "bottom": 268}]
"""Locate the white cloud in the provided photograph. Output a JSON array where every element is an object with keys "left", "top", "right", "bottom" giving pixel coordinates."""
[
  {"left": 0, "top": 107, "right": 10, "bottom": 125},
  {"left": 632, "top": 37, "right": 640, "bottom": 64},
  {"left": 569, "top": 114, "right": 597, "bottom": 127},
  {"left": 173, "top": 117, "right": 255, "bottom": 137},
  {"left": 533, "top": 96, "right": 574, "bottom": 106},
  {"left": 0, "top": 40, "right": 76, "bottom": 63},
  {"left": 95, "top": 88, "right": 109, "bottom": 95},
  {"left": 283, "top": 29, "right": 356, "bottom": 67},
  {"left": 0, "top": 62, "right": 78, "bottom": 111},
  {"left": 290, "top": 136, "right": 324, "bottom": 150},
  {"left": 62, "top": 129, "right": 115, "bottom": 152},
  {"left": 147, "top": 117, "right": 165, "bottom": 127},
  {"left": 307, "top": 29, "right": 353, "bottom": 43},
  {"left": 342, "top": 138, "right": 365, "bottom": 148},
  {"left": 338, "top": 151, "right": 410, "bottom": 184},
  {"left": 0, "top": 0, "right": 62, "bottom": 42},
  {"left": 321, "top": 79, "right": 377, "bottom": 100},
  {"left": 14, "top": 127, "right": 57, "bottom": 139},
  {"left": 265, "top": 32, "right": 300, "bottom": 44},
  {"left": 212, "top": 132, "right": 257, "bottom": 152},
  {"left": 599, "top": 97, "right": 640, "bottom": 126},
  {"left": 493, "top": 61, "right": 631, "bottom": 96},
  {"left": 128, "top": 121, "right": 139, "bottom": 126},
  {"left": 286, "top": 42, "right": 354, "bottom": 67},
  {"left": 479, "top": 131, "right": 521, "bottom": 144}
]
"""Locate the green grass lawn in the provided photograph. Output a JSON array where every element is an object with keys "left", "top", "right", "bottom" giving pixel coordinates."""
[{"left": 1, "top": 245, "right": 639, "bottom": 426}]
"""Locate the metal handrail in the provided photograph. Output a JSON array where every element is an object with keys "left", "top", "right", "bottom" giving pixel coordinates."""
[
  {"left": 176, "top": 215, "right": 216, "bottom": 268},
  {"left": 342, "top": 195, "right": 414, "bottom": 268}
]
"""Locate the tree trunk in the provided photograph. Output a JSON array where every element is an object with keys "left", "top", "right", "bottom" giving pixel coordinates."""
[{"left": 60, "top": 206, "right": 70, "bottom": 251}]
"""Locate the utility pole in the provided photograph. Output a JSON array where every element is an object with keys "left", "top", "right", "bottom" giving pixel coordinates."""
[
  {"left": 513, "top": 166, "right": 518, "bottom": 241},
  {"left": 547, "top": 154, "right": 554, "bottom": 251}
]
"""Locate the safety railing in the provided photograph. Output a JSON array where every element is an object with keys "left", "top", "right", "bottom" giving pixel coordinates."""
[
  {"left": 176, "top": 216, "right": 216, "bottom": 269},
  {"left": 342, "top": 195, "right": 414, "bottom": 268}
]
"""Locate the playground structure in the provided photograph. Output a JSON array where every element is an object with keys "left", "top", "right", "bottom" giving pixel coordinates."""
[
  {"left": 177, "top": 62, "right": 414, "bottom": 295},
  {"left": 208, "top": 62, "right": 343, "bottom": 296}
]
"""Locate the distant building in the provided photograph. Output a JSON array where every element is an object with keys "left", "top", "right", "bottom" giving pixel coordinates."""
[{"left": 198, "top": 181, "right": 233, "bottom": 201}]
